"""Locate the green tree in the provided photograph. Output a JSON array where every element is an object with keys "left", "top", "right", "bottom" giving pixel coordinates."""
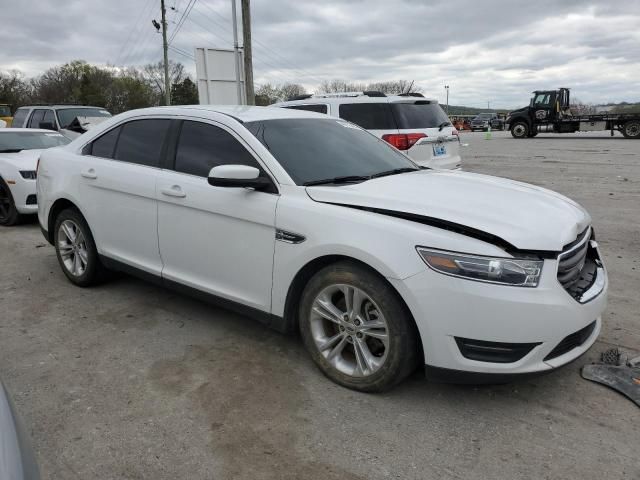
[{"left": 171, "top": 77, "right": 198, "bottom": 105}]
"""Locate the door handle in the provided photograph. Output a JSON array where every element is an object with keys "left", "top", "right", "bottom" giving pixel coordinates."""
[
  {"left": 161, "top": 185, "right": 186, "bottom": 198},
  {"left": 81, "top": 168, "right": 97, "bottom": 179}
]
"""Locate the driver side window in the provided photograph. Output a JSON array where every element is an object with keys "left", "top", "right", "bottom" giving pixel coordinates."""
[
  {"left": 174, "top": 121, "right": 262, "bottom": 177},
  {"left": 533, "top": 94, "right": 550, "bottom": 106}
]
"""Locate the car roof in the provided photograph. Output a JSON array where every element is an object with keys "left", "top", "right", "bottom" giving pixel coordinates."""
[
  {"left": 16, "top": 105, "right": 107, "bottom": 110},
  {"left": 111, "top": 105, "right": 331, "bottom": 123},
  {"left": 0, "top": 128, "right": 61, "bottom": 133},
  {"left": 276, "top": 94, "right": 438, "bottom": 107}
]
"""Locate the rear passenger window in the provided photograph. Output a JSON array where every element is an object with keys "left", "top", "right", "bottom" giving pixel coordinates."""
[
  {"left": 12, "top": 109, "right": 28, "bottom": 127},
  {"left": 28, "top": 109, "right": 46, "bottom": 128},
  {"left": 174, "top": 121, "right": 261, "bottom": 177},
  {"left": 339, "top": 104, "right": 397, "bottom": 130},
  {"left": 284, "top": 104, "right": 328, "bottom": 114},
  {"left": 114, "top": 119, "right": 170, "bottom": 167},
  {"left": 89, "top": 127, "right": 121, "bottom": 158}
]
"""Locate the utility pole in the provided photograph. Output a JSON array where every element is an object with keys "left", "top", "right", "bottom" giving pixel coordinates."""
[
  {"left": 160, "top": 0, "right": 171, "bottom": 106},
  {"left": 241, "top": 0, "right": 255, "bottom": 105},
  {"left": 230, "top": 0, "right": 243, "bottom": 104},
  {"left": 445, "top": 85, "right": 449, "bottom": 115}
]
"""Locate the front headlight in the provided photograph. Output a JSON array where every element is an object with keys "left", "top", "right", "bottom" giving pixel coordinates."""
[{"left": 417, "top": 247, "right": 543, "bottom": 287}]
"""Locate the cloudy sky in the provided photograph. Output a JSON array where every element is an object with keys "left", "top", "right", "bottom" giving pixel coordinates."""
[{"left": 2, "top": 0, "right": 639, "bottom": 108}]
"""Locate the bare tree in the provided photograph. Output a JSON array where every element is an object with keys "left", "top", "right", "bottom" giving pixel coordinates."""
[
  {"left": 317, "top": 79, "right": 422, "bottom": 95},
  {"left": 255, "top": 83, "right": 308, "bottom": 105},
  {"left": 142, "top": 60, "right": 186, "bottom": 105}
]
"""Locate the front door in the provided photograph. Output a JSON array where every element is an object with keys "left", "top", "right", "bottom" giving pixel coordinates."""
[{"left": 157, "top": 119, "right": 279, "bottom": 312}]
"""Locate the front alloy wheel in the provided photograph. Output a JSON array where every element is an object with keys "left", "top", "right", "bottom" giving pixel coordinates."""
[
  {"left": 309, "top": 284, "right": 389, "bottom": 377},
  {"left": 0, "top": 180, "right": 20, "bottom": 226},
  {"left": 299, "top": 262, "right": 419, "bottom": 392}
]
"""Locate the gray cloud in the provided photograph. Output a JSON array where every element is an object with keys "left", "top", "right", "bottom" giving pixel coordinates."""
[{"left": 1, "top": 0, "right": 639, "bottom": 108}]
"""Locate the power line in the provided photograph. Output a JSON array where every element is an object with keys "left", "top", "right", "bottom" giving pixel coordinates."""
[
  {"left": 168, "top": 45, "right": 195, "bottom": 61},
  {"left": 169, "top": 0, "right": 198, "bottom": 44},
  {"left": 195, "top": 1, "right": 325, "bottom": 84},
  {"left": 115, "top": 0, "right": 155, "bottom": 65},
  {"left": 119, "top": 0, "right": 158, "bottom": 65}
]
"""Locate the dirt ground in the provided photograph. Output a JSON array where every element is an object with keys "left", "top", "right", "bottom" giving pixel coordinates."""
[{"left": 0, "top": 130, "right": 638, "bottom": 479}]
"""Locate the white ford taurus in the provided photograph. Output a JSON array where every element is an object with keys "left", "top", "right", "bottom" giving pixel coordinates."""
[{"left": 36, "top": 106, "right": 607, "bottom": 391}]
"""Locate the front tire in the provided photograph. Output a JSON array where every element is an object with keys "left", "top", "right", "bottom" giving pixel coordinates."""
[
  {"left": 298, "top": 261, "right": 419, "bottom": 392},
  {"left": 510, "top": 121, "right": 529, "bottom": 138},
  {"left": 54, "top": 208, "right": 105, "bottom": 287},
  {"left": 0, "top": 179, "right": 21, "bottom": 226},
  {"left": 621, "top": 120, "right": 640, "bottom": 139}
]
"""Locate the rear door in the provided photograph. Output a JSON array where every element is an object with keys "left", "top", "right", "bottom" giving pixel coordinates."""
[
  {"left": 80, "top": 118, "right": 168, "bottom": 275},
  {"left": 390, "top": 100, "right": 461, "bottom": 170}
]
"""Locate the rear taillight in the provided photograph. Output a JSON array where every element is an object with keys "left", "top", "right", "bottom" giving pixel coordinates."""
[{"left": 382, "top": 133, "right": 426, "bottom": 150}]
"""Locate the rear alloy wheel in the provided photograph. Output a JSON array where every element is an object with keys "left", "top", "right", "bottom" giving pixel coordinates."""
[
  {"left": 510, "top": 121, "right": 529, "bottom": 138},
  {"left": 299, "top": 262, "right": 419, "bottom": 392},
  {"left": 0, "top": 179, "right": 21, "bottom": 226},
  {"left": 621, "top": 120, "right": 640, "bottom": 139},
  {"left": 54, "top": 208, "right": 105, "bottom": 287}
]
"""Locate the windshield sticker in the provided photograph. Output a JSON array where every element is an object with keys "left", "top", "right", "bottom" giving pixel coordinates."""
[
  {"left": 336, "top": 120, "right": 361, "bottom": 130},
  {"left": 45, "top": 133, "right": 64, "bottom": 137}
]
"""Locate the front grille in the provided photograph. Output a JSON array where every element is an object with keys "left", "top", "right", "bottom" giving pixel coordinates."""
[
  {"left": 544, "top": 321, "right": 596, "bottom": 361},
  {"left": 25, "top": 194, "right": 37, "bottom": 205},
  {"left": 557, "top": 227, "right": 601, "bottom": 301},
  {"left": 455, "top": 337, "right": 540, "bottom": 363}
]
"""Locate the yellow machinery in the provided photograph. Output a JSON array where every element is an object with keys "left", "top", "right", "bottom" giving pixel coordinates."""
[{"left": 0, "top": 104, "right": 12, "bottom": 126}]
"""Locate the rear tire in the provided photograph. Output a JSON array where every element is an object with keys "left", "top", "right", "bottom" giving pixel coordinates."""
[
  {"left": 298, "top": 261, "right": 419, "bottom": 392},
  {"left": 510, "top": 121, "right": 529, "bottom": 138},
  {"left": 0, "top": 179, "right": 21, "bottom": 226},
  {"left": 54, "top": 208, "right": 106, "bottom": 287},
  {"left": 621, "top": 120, "right": 640, "bottom": 139}
]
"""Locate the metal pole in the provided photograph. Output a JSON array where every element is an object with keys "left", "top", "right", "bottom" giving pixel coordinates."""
[
  {"left": 231, "top": 0, "right": 243, "bottom": 104},
  {"left": 445, "top": 85, "right": 449, "bottom": 115},
  {"left": 161, "top": 0, "right": 171, "bottom": 106},
  {"left": 241, "top": 0, "right": 255, "bottom": 105}
]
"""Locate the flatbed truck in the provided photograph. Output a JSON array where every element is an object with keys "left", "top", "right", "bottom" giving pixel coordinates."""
[{"left": 506, "top": 88, "right": 640, "bottom": 139}]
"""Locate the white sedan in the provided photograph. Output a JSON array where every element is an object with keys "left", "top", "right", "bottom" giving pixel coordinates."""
[
  {"left": 36, "top": 106, "right": 607, "bottom": 391},
  {"left": 0, "top": 128, "right": 69, "bottom": 226}
]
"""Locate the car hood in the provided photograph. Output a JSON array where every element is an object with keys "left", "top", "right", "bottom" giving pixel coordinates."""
[
  {"left": 0, "top": 149, "right": 42, "bottom": 170},
  {"left": 305, "top": 170, "right": 591, "bottom": 252}
]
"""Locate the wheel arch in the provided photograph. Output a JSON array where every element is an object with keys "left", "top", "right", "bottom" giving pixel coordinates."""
[
  {"left": 281, "top": 254, "right": 424, "bottom": 359},
  {"left": 46, "top": 197, "right": 91, "bottom": 244}
]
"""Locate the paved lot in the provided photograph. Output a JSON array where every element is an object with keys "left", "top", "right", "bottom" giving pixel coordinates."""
[{"left": 1, "top": 130, "right": 638, "bottom": 480}]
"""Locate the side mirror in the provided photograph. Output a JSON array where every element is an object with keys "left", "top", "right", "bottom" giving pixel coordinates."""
[
  {"left": 208, "top": 165, "right": 271, "bottom": 190},
  {"left": 39, "top": 122, "right": 57, "bottom": 131}
]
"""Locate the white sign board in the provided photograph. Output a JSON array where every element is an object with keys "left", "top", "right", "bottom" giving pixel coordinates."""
[{"left": 195, "top": 47, "right": 245, "bottom": 105}]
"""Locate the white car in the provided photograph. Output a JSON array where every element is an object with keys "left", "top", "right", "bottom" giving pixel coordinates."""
[
  {"left": 10, "top": 105, "right": 112, "bottom": 140},
  {"left": 37, "top": 106, "right": 607, "bottom": 391},
  {"left": 275, "top": 92, "right": 462, "bottom": 169},
  {"left": 0, "top": 128, "right": 69, "bottom": 226}
]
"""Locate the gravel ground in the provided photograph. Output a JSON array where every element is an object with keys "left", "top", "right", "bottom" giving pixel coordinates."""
[{"left": 0, "top": 130, "right": 638, "bottom": 479}]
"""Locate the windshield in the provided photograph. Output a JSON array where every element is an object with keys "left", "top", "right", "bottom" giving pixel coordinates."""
[
  {"left": 245, "top": 118, "right": 418, "bottom": 185},
  {"left": 0, "top": 131, "right": 70, "bottom": 152},
  {"left": 474, "top": 113, "right": 493, "bottom": 120},
  {"left": 391, "top": 102, "right": 450, "bottom": 129},
  {"left": 56, "top": 108, "right": 111, "bottom": 129},
  {"left": 0, "top": 106, "right": 10, "bottom": 117}
]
